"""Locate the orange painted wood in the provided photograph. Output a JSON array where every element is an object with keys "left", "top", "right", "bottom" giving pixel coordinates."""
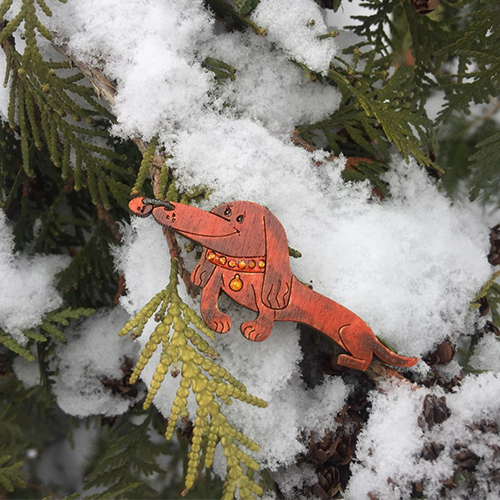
[{"left": 129, "top": 197, "right": 418, "bottom": 371}]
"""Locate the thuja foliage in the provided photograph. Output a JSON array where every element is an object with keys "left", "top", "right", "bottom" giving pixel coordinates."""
[
  {"left": 1, "top": 0, "right": 132, "bottom": 208},
  {"left": 0, "top": 455, "right": 25, "bottom": 493},
  {"left": 118, "top": 260, "right": 267, "bottom": 499},
  {"left": 82, "top": 409, "right": 171, "bottom": 500},
  {"left": 0, "top": 306, "right": 94, "bottom": 361}
]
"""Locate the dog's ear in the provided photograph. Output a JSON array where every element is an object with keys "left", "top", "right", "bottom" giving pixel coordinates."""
[
  {"left": 261, "top": 210, "right": 293, "bottom": 309},
  {"left": 191, "top": 252, "right": 216, "bottom": 287}
]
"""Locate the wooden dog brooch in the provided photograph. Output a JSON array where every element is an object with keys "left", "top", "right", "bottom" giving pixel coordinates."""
[{"left": 129, "top": 197, "right": 418, "bottom": 372}]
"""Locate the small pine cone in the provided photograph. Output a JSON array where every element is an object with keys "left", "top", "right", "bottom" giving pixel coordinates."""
[
  {"left": 410, "top": 0, "right": 439, "bottom": 14},
  {"left": 314, "top": 466, "right": 341, "bottom": 499},
  {"left": 422, "top": 441, "right": 445, "bottom": 461},
  {"left": 484, "top": 321, "right": 500, "bottom": 336},
  {"left": 418, "top": 394, "right": 451, "bottom": 430},
  {"left": 468, "top": 419, "right": 499, "bottom": 434},
  {"left": 423, "top": 340, "right": 454, "bottom": 367},
  {"left": 488, "top": 224, "right": 500, "bottom": 266},
  {"left": 411, "top": 481, "right": 424, "bottom": 498},
  {"left": 452, "top": 444, "right": 480, "bottom": 471},
  {"left": 330, "top": 435, "right": 353, "bottom": 466}
]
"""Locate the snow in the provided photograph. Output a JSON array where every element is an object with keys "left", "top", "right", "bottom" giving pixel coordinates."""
[
  {"left": 0, "top": 210, "right": 68, "bottom": 341},
  {"left": 112, "top": 216, "right": 172, "bottom": 315},
  {"left": 469, "top": 333, "right": 500, "bottom": 372},
  {"left": 347, "top": 374, "right": 500, "bottom": 499},
  {"left": 173, "top": 124, "right": 491, "bottom": 357},
  {"left": 47, "top": 0, "right": 340, "bottom": 142},
  {"left": 0, "top": 50, "right": 8, "bottom": 119},
  {"left": 12, "top": 355, "right": 40, "bottom": 388},
  {"left": 251, "top": 0, "right": 338, "bottom": 74},
  {"left": 53, "top": 307, "right": 141, "bottom": 417}
]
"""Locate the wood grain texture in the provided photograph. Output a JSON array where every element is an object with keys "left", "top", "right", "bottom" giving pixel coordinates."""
[{"left": 129, "top": 197, "right": 419, "bottom": 371}]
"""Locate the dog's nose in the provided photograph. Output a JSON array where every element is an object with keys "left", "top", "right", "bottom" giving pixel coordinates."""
[{"left": 142, "top": 198, "right": 175, "bottom": 211}]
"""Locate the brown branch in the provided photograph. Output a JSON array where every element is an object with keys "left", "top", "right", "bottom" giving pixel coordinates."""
[
  {"left": 292, "top": 129, "right": 375, "bottom": 170},
  {"left": 96, "top": 201, "right": 122, "bottom": 243}
]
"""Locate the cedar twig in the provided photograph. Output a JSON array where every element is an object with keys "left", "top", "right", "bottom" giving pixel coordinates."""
[{"left": 96, "top": 201, "right": 122, "bottom": 243}]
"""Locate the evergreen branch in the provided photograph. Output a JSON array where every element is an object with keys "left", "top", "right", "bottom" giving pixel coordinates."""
[
  {"left": 56, "top": 221, "right": 119, "bottom": 308},
  {"left": 469, "top": 130, "right": 500, "bottom": 207},
  {"left": 132, "top": 135, "right": 158, "bottom": 196},
  {"left": 0, "top": 455, "right": 26, "bottom": 492},
  {"left": 0, "top": 331, "right": 35, "bottom": 361},
  {"left": 0, "top": 20, "right": 134, "bottom": 209},
  {"left": 118, "top": 259, "right": 266, "bottom": 498},
  {"left": 83, "top": 411, "right": 170, "bottom": 499},
  {"left": 327, "top": 60, "right": 439, "bottom": 171},
  {"left": 472, "top": 270, "right": 500, "bottom": 308}
]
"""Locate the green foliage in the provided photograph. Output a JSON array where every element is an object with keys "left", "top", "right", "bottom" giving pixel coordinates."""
[
  {"left": 435, "top": 0, "right": 500, "bottom": 121},
  {"left": 469, "top": 129, "right": 500, "bottom": 207},
  {"left": 0, "top": 454, "right": 26, "bottom": 492},
  {"left": 203, "top": 57, "right": 237, "bottom": 82},
  {"left": 82, "top": 410, "right": 171, "bottom": 499},
  {"left": 131, "top": 136, "right": 159, "bottom": 196},
  {"left": 0, "top": 377, "right": 69, "bottom": 470},
  {"left": 0, "top": 0, "right": 133, "bottom": 209},
  {"left": 0, "top": 330, "right": 35, "bottom": 361},
  {"left": 56, "top": 221, "right": 121, "bottom": 308},
  {"left": 208, "top": 0, "right": 439, "bottom": 194},
  {"left": 472, "top": 270, "right": 500, "bottom": 325},
  {"left": 118, "top": 260, "right": 266, "bottom": 499},
  {"left": 0, "top": 306, "right": 94, "bottom": 361}
]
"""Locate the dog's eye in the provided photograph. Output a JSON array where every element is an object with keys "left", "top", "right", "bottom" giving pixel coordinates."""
[
  {"left": 236, "top": 215, "right": 244, "bottom": 223},
  {"left": 224, "top": 207, "right": 232, "bottom": 216}
]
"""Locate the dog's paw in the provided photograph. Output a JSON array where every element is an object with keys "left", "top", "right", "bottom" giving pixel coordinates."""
[
  {"left": 241, "top": 320, "right": 272, "bottom": 342},
  {"left": 201, "top": 309, "right": 231, "bottom": 334}
]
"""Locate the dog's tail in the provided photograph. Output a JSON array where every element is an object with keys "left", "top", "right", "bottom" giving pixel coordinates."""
[{"left": 371, "top": 338, "right": 418, "bottom": 367}]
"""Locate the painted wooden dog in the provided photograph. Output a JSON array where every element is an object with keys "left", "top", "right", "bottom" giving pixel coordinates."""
[{"left": 129, "top": 197, "right": 418, "bottom": 371}]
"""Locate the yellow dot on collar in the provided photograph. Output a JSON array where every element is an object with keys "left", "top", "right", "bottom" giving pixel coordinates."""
[
  {"left": 228, "top": 260, "right": 236, "bottom": 268},
  {"left": 238, "top": 260, "right": 246, "bottom": 269},
  {"left": 229, "top": 274, "right": 243, "bottom": 292},
  {"left": 219, "top": 256, "right": 227, "bottom": 265},
  {"left": 207, "top": 251, "right": 216, "bottom": 260},
  {"left": 258, "top": 260, "right": 266, "bottom": 268}
]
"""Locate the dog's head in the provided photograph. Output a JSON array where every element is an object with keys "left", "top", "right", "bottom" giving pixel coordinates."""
[{"left": 129, "top": 197, "right": 293, "bottom": 309}]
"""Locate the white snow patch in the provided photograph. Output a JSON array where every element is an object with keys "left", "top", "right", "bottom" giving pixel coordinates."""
[
  {"left": 47, "top": 0, "right": 340, "bottom": 142},
  {"left": 346, "top": 374, "right": 500, "bottom": 499},
  {"left": 0, "top": 50, "right": 8, "bottom": 119},
  {"left": 53, "top": 307, "right": 141, "bottom": 417},
  {"left": 113, "top": 216, "right": 172, "bottom": 315},
  {"left": 469, "top": 333, "right": 500, "bottom": 372},
  {"left": 252, "top": 0, "right": 337, "bottom": 74},
  {"left": 0, "top": 210, "right": 68, "bottom": 340},
  {"left": 12, "top": 355, "right": 40, "bottom": 388}
]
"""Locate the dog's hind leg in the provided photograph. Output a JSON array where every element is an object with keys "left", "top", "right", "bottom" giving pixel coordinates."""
[{"left": 336, "top": 325, "right": 373, "bottom": 371}]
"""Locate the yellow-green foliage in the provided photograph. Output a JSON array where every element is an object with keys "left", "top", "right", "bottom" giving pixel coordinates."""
[
  {"left": 118, "top": 259, "right": 267, "bottom": 499},
  {"left": 0, "top": 0, "right": 131, "bottom": 208}
]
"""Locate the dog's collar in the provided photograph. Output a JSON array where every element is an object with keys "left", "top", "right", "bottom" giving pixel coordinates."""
[{"left": 205, "top": 250, "right": 266, "bottom": 273}]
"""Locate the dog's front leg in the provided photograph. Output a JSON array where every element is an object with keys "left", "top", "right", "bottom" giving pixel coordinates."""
[
  {"left": 241, "top": 284, "right": 275, "bottom": 342},
  {"left": 200, "top": 271, "right": 232, "bottom": 334}
]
